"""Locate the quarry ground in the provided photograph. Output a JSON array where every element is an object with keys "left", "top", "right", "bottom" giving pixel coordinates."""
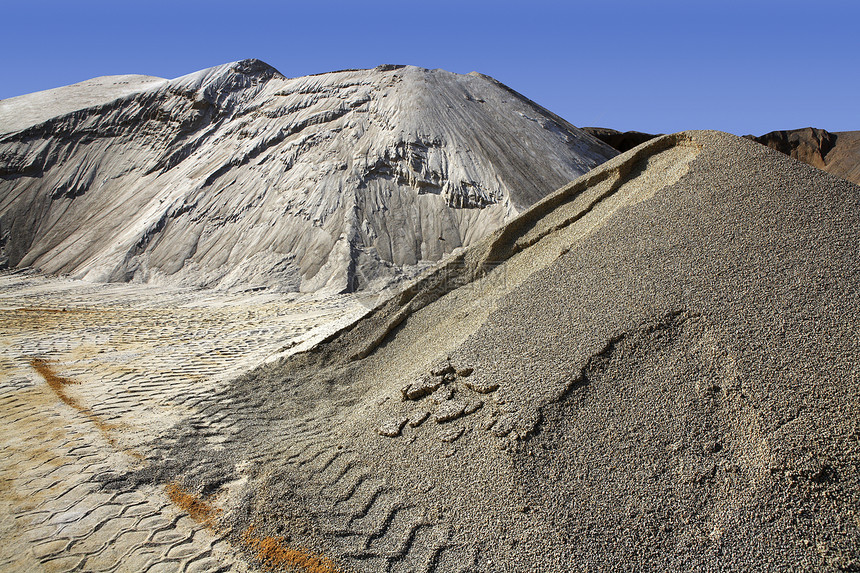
[
  {"left": 0, "top": 271, "right": 366, "bottom": 572},
  {"left": 2, "top": 131, "right": 857, "bottom": 573}
]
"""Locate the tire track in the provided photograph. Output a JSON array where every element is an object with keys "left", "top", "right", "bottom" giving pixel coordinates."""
[
  {"left": 134, "top": 387, "right": 464, "bottom": 573},
  {"left": 0, "top": 273, "right": 365, "bottom": 572}
]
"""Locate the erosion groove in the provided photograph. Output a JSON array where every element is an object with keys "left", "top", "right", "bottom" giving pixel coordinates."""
[{"left": 529, "top": 309, "right": 697, "bottom": 438}]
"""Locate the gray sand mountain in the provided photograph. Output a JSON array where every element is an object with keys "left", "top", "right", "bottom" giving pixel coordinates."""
[
  {"left": 117, "top": 131, "right": 860, "bottom": 571},
  {"left": 0, "top": 60, "right": 616, "bottom": 292},
  {"left": 0, "top": 74, "right": 167, "bottom": 134}
]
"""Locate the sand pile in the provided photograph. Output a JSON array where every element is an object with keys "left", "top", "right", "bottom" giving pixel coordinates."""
[
  {"left": 585, "top": 125, "right": 860, "bottom": 187},
  {"left": 113, "top": 131, "right": 859, "bottom": 571}
]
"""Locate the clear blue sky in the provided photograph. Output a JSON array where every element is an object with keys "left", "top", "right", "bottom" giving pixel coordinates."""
[{"left": 2, "top": 0, "right": 858, "bottom": 135}]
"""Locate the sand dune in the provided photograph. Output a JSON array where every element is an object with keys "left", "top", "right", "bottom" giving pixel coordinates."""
[{"left": 108, "top": 130, "right": 860, "bottom": 571}]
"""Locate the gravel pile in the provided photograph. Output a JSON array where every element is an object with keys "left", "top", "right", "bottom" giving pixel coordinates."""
[{"left": 135, "top": 131, "right": 859, "bottom": 572}]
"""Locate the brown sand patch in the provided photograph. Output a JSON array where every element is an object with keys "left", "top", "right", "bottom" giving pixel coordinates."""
[
  {"left": 28, "top": 357, "right": 132, "bottom": 455},
  {"left": 29, "top": 357, "right": 80, "bottom": 389},
  {"left": 163, "top": 483, "right": 343, "bottom": 573},
  {"left": 165, "top": 482, "right": 222, "bottom": 528},
  {"left": 241, "top": 527, "right": 342, "bottom": 573}
]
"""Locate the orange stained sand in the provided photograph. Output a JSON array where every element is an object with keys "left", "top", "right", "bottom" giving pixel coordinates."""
[
  {"left": 30, "top": 357, "right": 80, "bottom": 391},
  {"left": 28, "top": 357, "right": 129, "bottom": 453},
  {"left": 165, "top": 483, "right": 222, "bottom": 527},
  {"left": 242, "top": 527, "right": 342, "bottom": 573},
  {"left": 163, "top": 487, "right": 342, "bottom": 572}
]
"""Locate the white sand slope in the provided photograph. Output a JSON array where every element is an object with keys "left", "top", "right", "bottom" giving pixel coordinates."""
[{"left": 0, "top": 75, "right": 167, "bottom": 135}]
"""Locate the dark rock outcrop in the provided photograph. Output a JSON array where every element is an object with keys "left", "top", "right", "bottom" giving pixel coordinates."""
[{"left": 582, "top": 127, "right": 660, "bottom": 152}]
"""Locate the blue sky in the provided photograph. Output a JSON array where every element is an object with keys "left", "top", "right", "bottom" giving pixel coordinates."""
[{"left": 2, "top": 0, "right": 858, "bottom": 135}]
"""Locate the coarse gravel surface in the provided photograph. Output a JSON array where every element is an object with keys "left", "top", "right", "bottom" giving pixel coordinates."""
[{"left": 120, "top": 131, "right": 859, "bottom": 571}]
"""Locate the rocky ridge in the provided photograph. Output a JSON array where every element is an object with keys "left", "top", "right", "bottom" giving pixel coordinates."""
[
  {"left": 582, "top": 126, "right": 661, "bottom": 152},
  {"left": 745, "top": 127, "right": 860, "bottom": 185}
]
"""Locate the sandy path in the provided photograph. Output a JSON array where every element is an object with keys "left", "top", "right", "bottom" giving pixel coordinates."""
[{"left": 0, "top": 273, "right": 366, "bottom": 572}]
